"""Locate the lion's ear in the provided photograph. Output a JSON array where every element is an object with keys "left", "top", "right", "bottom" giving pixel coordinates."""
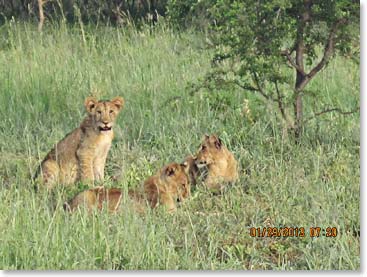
[
  {"left": 85, "top": 97, "right": 98, "bottom": 114},
  {"left": 164, "top": 165, "right": 176, "bottom": 177},
  {"left": 210, "top": 134, "right": 222, "bottom": 149},
  {"left": 215, "top": 138, "right": 222, "bottom": 149},
  {"left": 202, "top": 134, "right": 210, "bottom": 141},
  {"left": 111, "top": 96, "right": 124, "bottom": 111}
]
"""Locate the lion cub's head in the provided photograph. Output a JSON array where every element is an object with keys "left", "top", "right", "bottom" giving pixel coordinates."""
[
  {"left": 160, "top": 162, "right": 191, "bottom": 201},
  {"left": 196, "top": 134, "right": 225, "bottom": 168},
  {"left": 144, "top": 162, "right": 191, "bottom": 213},
  {"left": 84, "top": 96, "right": 124, "bottom": 132}
]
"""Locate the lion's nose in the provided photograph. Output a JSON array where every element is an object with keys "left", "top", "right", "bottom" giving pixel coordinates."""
[{"left": 102, "top": 121, "right": 109, "bottom": 125}]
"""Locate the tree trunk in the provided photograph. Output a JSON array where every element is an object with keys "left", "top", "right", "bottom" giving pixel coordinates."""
[
  {"left": 292, "top": 0, "right": 312, "bottom": 141},
  {"left": 294, "top": 72, "right": 305, "bottom": 140},
  {"left": 38, "top": 0, "right": 44, "bottom": 32},
  {"left": 294, "top": 91, "right": 303, "bottom": 140}
]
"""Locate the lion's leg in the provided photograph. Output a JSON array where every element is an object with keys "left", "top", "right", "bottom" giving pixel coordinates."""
[
  {"left": 78, "top": 157, "right": 95, "bottom": 184},
  {"left": 40, "top": 159, "right": 60, "bottom": 189},
  {"left": 60, "top": 163, "right": 79, "bottom": 185},
  {"left": 160, "top": 193, "right": 177, "bottom": 213},
  {"left": 77, "top": 150, "right": 95, "bottom": 185},
  {"left": 94, "top": 142, "right": 112, "bottom": 182},
  {"left": 204, "top": 175, "right": 223, "bottom": 192},
  {"left": 93, "top": 148, "right": 109, "bottom": 182},
  {"left": 68, "top": 190, "right": 97, "bottom": 212}
]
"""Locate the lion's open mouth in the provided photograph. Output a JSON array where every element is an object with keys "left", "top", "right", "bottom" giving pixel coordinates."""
[
  {"left": 99, "top": 126, "right": 112, "bottom": 131},
  {"left": 196, "top": 162, "right": 207, "bottom": 169}
]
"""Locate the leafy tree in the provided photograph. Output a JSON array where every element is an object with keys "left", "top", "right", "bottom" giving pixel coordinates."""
[
  {"left": 171, "top": 0, "right": 359, "bottom": 139},
  {"left": 167, "top": 0, "right": 212, "bottom": 28}
]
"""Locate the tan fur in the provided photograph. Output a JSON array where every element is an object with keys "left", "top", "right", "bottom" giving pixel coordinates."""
[
  {"left": 144, "top": 162, "right": 191, "bottom": 213},
  {"left": 65, "top": 187, "right": 147, "bottom": 214},
  {"left": 35, "top": 96, "right": 124, "bottom": 189},
  {"left": 64, "top": 186, "right": 125, "bottom": 213},
  {"left": 65, "top": 162, "right": 191, "bottom": 214},
  {"left": 195, "top": 134, "right": 238, "bottom": 192}
]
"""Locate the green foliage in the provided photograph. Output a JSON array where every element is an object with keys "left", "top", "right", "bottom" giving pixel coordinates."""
[
  {"left": 169, "top": 0, "right": 360, "bottom": 137},
  {"left": 210, "top": 0, "right": 292, "bottom": 80},
  {"left": 167, "top": 0, "right": 213, "bottom": 29},
  {"left": 208, "top": 0, "right": 359, "bottom": 86}
]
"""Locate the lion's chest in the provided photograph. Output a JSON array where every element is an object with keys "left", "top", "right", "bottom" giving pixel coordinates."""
[
  {"left": 208, "top": 156, "right": 229, "bottom": 177},
  {"left": 79, "top": 131, "right": 113, "bottom": 159},
  {"left": 93, "top": 133, "right": 113, "bottom": 157}
]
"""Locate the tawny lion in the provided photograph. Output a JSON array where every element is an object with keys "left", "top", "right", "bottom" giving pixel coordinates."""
[
  {"left": 144, "top": 162, "right": 191, "bottom": 213},
  {"left": 64, "top": 186, "right": 146, "bottom": 214},
  {"left": 34, "top": 96, "right": 124, "bottom": 189},
  {"left": 195, "top": 134, "right": 238, "bottom": 192},
  {"left": 64, "top": 162, "right": 191, "bottom": 214}
]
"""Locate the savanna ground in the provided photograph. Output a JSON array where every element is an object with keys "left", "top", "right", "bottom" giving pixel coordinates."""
[{"left": 0, "top": 21, "right": 360, "bottom": 270}]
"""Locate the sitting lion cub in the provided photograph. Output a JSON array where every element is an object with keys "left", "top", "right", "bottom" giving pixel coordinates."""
[
  {"left": 195, "top": 134, "right": 238, "bottom": 192},
  {"left": 64, "top": 162, "right": 191, "bottom": 213},
  {"left": 34, "top": 96, "right": 124, "bottom": 189}
]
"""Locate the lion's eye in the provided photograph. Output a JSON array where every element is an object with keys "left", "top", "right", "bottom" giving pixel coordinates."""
[
  {"left": 97, "top": 111, "right": 102, "bottom": 114},
  {"left": 109, "top": 110, "right": 114, "bottom": 114},
  {"left": 201, "top": 145, "right": 206, "bottom": 151}
]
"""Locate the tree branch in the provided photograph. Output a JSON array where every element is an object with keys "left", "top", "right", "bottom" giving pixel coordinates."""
[
  {"left": 235, "top": 76, "right": 296, "bottom": 129},
  {"left": 294, "top": 0, "right": 312, "bottom": 75},
  {"left": 251, "top": 71, "right": 272, "bottom": 100},
  {"left": 303, "top": 106, "right": 359, "bottom": 124},
  {"left": 307, "top": 18, "right": 348, "bottom": 80},
  {"left": 235, "top": 76, "right": 282, "bottom": 107},
  {"left": 234, "top": 79, "right": 273, "bottom": 102},
  {"left": 275, "top": 81, "right": 294, "bottom": 128},
  {"left": 281, "top": 49, "right": 306, "bottom": 76},
  {"left": 233, "top": 80, "right": 260, "bottom": 92}
]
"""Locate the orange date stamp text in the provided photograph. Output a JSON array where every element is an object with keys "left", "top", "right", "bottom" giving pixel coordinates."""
[{"left": 249, "top": 227, "right": 338, "bottom": 238}]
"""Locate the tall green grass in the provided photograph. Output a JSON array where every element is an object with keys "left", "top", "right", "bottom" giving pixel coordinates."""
[{"left": 0, "top": 21, "right": 359, "bottom": 270}]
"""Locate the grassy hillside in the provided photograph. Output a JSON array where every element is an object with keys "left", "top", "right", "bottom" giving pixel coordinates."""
[{"left": 0, "top": 22, "right": 360, "bottom": 270}]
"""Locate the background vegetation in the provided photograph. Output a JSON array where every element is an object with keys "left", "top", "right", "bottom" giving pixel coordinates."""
[
  {"left": 0, "top": 0, "right": 167, "bottom": 25},
  {"left": 0, "top": 0, "right": 360, "bottom": 270}
]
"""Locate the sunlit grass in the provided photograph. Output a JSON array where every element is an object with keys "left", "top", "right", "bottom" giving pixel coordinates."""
[{"left": 0, "top": 21, "right": 360, "bottom": 270}]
